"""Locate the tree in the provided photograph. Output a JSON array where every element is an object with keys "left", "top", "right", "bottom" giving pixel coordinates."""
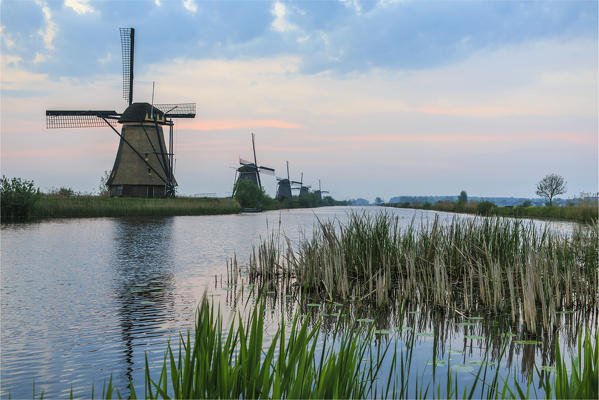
[
  {"left": 536, "top": 174, "right": 567, "bottom": 206},
  {"left": 1, "top": 176, "right": 41, "bottom": 219},
  {"left": 233, "top": 179, "right": 265, "bottom": 208},
  {"left": 458, "top": 190, "right": 468, "bottom": 204},
  {"left": 375, "top": 197, "right": 384, "bottom": 205},
  {"left": 98, "top": 170, "right": 111, "bottom": 196}
]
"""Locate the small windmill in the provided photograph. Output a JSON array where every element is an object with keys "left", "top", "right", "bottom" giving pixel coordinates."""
[
  {"left": 294, "top": 172, "right": 311, "bottom": 196},
  {"left": 276, "top": 161, "right": 301, "bottom": 201},
  {"left": 233, "top": 133, "right": 274, "bottom": 194},
  {"left": 45, "top": 28, "right": 196, "bottom": 198},
  {"left": 314, "top": 179, "right": 329, "bottom": 200}
]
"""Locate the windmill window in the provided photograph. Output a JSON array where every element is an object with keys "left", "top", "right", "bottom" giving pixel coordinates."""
[
  {"left": 148, "top": 168, "right": 152, "bottom": 176},
  {"left": 145, "top": 153, "right": 149, "bottom": 161}
]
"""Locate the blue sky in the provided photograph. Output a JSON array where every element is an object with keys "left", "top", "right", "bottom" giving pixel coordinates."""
[{"left": 1, "top": 0, "right": 597, "bottom": 200}]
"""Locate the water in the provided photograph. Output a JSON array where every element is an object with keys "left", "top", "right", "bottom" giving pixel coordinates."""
[{"left": 0, "top": 207, "right": 583, "bottom": 398}]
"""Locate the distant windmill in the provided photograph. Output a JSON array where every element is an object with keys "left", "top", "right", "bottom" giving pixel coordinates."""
[
  {"left": 46, "top": 28, "right": 196, "bottom": 198},
  {"left": 314, "top": 179, "right": 329, "bottom": 200},
  {"left": 233, "top": 133, "right": 275, "bottom": 194},
  {"left": 294, "top": 172, "right": 311, "bottom": 196},
  {"left": 276, "top": 161, "right": 301, "bottom": 201}
]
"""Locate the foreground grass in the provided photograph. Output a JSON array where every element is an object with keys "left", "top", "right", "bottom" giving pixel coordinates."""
[
  {"left": 249, "top": 213, "right": 598, "bottom": 333},
  {"left": 30, "top": 196, "right": 241, "bottom": 218}
]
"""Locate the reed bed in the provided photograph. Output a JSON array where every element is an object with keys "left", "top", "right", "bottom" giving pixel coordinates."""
[
  {"left": 30, "top": 196, "right": 240, "bottom": 218},
  {"left": 248, "top": 212, "right": 598, "bottom": 333}
]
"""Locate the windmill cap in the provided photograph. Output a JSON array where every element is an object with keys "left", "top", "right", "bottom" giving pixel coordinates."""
[{"left": 119, "top": 102, "right": 166, "bottom": 124}]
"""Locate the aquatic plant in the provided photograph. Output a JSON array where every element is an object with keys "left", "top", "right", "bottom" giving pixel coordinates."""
[{"left": 249, "top": 212, "right": 598, "bottom": 332}]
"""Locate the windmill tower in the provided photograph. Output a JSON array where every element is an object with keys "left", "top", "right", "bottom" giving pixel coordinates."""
[
  {"left": 45, "top": 28, "right": 196, "bottom": 198},
  {"left": 232, "top": 133, "right": 274, "bottom": 194},
  {"left": 314, "top": 179, "right": 329, "bottom": 200},
  {"left": 276, "top": 161, "right": 301, "bottom": 201},
  {"left": 297, "top": 173, "right": 311, "bottom": 196}
]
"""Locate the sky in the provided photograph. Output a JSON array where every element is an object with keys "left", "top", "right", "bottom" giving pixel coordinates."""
[{"left": 1, "top": 0, "right": 597, "bottom": 201}]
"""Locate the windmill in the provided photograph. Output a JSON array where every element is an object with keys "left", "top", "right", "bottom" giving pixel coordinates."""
[
  {"left": 45, "top": 28, "right": 196, "bottom": 198},
  {"left": 276, "top": 161, "right": 301, "bottom": 201},
  {"left": 232, "top": 133, "right": 275, "bottom": 195},
  {"left": 294, "top": 172, "right": 311, "bottom": 196},
  {"left": 314, "top": 179, "right": 329, "bottom": 200}
]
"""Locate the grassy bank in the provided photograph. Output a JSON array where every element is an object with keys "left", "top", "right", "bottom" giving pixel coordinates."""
[
  {"left": 383, "top": 201, "right": 598, "bottom": 224},
  {"left": 248, "top": 212, "right": 598, "bottom": 333},
  {"left": 30, "top": 195, "right": 241, "bottom": 218}
]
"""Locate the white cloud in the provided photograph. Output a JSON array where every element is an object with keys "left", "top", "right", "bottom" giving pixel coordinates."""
[
  {"left": 33, "top": 52, "right": 48, "bottom": 63},
  {"left": 0, "top": 26, "right": 15, "bottom": 48},
  {"left": 64, "top": 0, "right": 95, "bottom": 15},
  {"left": 35, "top": 0, "right": 57, "bottom": 51},
  {"left": 155, "top": 0, "right": 161, "bottom": 5},
  {"left": 98, "top": 52, "right": 112, "bottom": 64},
  {"left": 183, "top": 0, "right": 197, "bottom": 13},
  {"left": 271, "top": 1, "right": 298, "bottom": 33},
  {"left": 339, "top": 0, "right": 362, "bottom": 15}
]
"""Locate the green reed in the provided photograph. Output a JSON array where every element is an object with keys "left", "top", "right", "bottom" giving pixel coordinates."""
[
  {"left": 30, "top": 196, "right": 240, "bottom": 218},
  {"left": 249, "top": 212, "right": 598, "bottom": 333}
]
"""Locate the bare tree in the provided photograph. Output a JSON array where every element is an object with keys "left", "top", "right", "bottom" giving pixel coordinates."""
[{"left": 536, "top": 173, "right": 567, "bottom": 206}]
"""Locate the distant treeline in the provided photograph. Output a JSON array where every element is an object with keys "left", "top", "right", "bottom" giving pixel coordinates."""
[
  {"left": 383, "top": 198, "right": 598, "bottom": 224},
  {"left": 387, "top": 195, "right": 598, "bottom": 207}
]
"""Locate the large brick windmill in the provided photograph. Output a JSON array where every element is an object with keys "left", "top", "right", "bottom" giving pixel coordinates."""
[{"left": 46, "top": 28, "right": 195, "bottom": 198}]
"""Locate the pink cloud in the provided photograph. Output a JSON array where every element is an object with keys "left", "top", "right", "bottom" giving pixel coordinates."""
[{"left": 178, "top": 119, "right": 301, "bottom": 131}]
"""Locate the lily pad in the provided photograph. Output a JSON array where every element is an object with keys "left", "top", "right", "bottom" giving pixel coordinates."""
[
  {"left": 307, "top": 303, "right": 320, "bottom": 308},
  {"left": 400, "top": 327, "right": 413, "bottom": 331},
  {"left": 556, "top": 310, "right": 575, "bottom": 314},
  {"left": 449, "top": 350, "right": 465, "bottom": 355},
  {"left": 267, "top": 291, "right": 276, "bottom": 294},
  {"left": 375, "top": 329, "right": 392, "bottom": 334},
  {"left": 514, "top": 340, "right": 542, "bottom": 345},
  {"left": 500, "top": 333, "right": 516, "bottom": 337},
  {"left": 465, "top": 335, "right": 485, "bottom": 340},
  {"left": 357, "top": 318, "right": 375, "bottom": 323},
  {"left": 265, "top": 308, "right": 276, "bottom": 313},
  {"left": 222, "top": 287, "right": 232, "bottom": 291},
  {"left": 208, "top": 293, "right": 221, "bottom": 297},
  {"left": 470, "top": 360, "right": 494, "bottom": 366},
  {"left": 457, "top": 322, "right": 478, "bottom": 327},
  {"left": 417, "top": 332, "right": 434, "bottom": 337},
  {"left": 451, "top": 364, "right": 474, "bottom": 373},
  {"left": 407, "top": 311, "right": 420, "bottom": 314},
  {"left": 468, "top": 316, "right": 484, "bottom": 320},
  {"left": 427, "top": 360, "right": 448, "bottom": 367},
  {"left": 329, "top": 313, "right": 341, "bottom": 317}
]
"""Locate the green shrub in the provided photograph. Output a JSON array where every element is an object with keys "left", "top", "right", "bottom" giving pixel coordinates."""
[
  {"left": 476, "top": 200, "right": 496, "bottom": 215},
  {"left": 233, "top": 179, "right": 266, "bottom": 209},
  {"left": 1, "top": 176, "right": 41, "bottom": 219}
]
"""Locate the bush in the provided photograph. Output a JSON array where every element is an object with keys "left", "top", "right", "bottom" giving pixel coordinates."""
[
  {"left": 233, "top": 179, "right": 266, "bottom": 209},
  {"left": 1, "top": 176, "right": 41, "bottom": 219},
  {"left": 476, "top": 200, "right": 496, "bottom": 215}
]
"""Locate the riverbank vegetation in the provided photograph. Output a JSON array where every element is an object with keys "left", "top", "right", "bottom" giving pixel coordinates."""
[
  {"left": 383, "top": 199, "right": 598, "bottom": 223},
  {"left": 248, "top": 213, "right": 598, "bottom": 333},
  {"left": 30, "top": 195, "right": 241, "bottom": 218}
]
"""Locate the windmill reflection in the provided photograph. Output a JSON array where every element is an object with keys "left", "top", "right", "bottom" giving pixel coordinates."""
[{"left": 110, "top": 217, "right": 176, "bottom": 395}]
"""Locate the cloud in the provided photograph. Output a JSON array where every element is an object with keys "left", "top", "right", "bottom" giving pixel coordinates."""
[
  {"left": 271, "top": 1, "right": 298, "bottom": 33},
  {"left": 182, "top": 0, "right": 197, "bottom": 13},
  {"left": 64, "top": 0, "right": 95, "bottom": 15},
  {"left": 0, "top": 26, "right": 15, "bottom": 48},
  {"left": 35, "top": 0, "right": 57, "bottom": 51},
  {"left": 155, "top": 0, "right": 161, "bottom": 5},
  {"left": 179, "top": 119, "right": 301, "bottom": 131},
  {"left": 33, "top": 52, "right": 48, "bottom": 63}
]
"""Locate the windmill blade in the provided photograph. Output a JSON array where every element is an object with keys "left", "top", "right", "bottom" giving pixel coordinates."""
[
  {"left": 291, "top": 180, "right": 302, "bottom": 185},
  {"left": 321, "top": 190, "right": 330, "bottom": 194},
  {"left": 239, "top": 158, "right": 254, "bottom": 166},
  {"left": 46, "top": 110, "right": 120, "bottom": 128},
  {"left": 120, "top": 28, "right": 134, "bottom": 105},
  {"left": 258, "top": 166, "right": 275, "bottom": 175},
  {"left": 154, "top": 103, "right": 196, "bottom": 118}
]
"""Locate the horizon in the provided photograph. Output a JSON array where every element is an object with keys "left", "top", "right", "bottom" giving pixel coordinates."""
[{"left": 2, "top": 0, "right": 597, "bottom": 201}]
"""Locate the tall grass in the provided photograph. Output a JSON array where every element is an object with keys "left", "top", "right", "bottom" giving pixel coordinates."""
[
  {"left": 248, "top": 212, "right": 598, "bottom": 333},
  {"left": 30, "top": 196, "right": 240, "bottom": 218}
]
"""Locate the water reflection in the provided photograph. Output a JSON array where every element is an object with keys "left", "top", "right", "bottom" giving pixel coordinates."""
[{"left": 111, "top": 218, "right": 177, "bottom": 394}]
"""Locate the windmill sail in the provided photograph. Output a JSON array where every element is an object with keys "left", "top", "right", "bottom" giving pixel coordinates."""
[
  {"left": 120, "top": 28, "right": 134, "bottom": 105},
  {"left": 154, "top": 103, "right": 196, "bottom": 118},
  {"left": 46, "top": 110, "right": 120, "bottom": 128}
]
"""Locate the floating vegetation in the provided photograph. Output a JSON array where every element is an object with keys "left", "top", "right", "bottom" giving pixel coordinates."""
[
  {"left": 451, "top": 364, "right": 475, "bottom": 373},
  {"left": 416, "top": 332, "right": 434, "bottom": 337},
  {"left": 500, "top": 332, "right": 517, "bottom": 337},
  {"left": 449, "top": 350, "right": 465, "bottom": 355},
  {"left": 374, "top": 329, "right": 391, "bottom": 334},
  {"left": 514, "top": 340, "right": 543, "bottom": 345},
  {"left": 457, "top": 322, "right": 478, "bottom": 327},
  {"left": 465, "top": 335, "right": 486, "bottom": 340},
  {"left": 247, "top": 213, "right": 598, "bottom": 333},
  {"left": 470, "top": 360, "right": 495, "bottom": 366},
  {"left": 426, "top": 360, "right": 448, "bottom": 367},
  {"left": 307, "top": 303, "right": 320, "bottom": 308},
  {"left": 356, "top": 318, "right": 375, "bottom": 323},
  {"left": 540, "top": 365, "right": 557, "bottom": 373}
]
